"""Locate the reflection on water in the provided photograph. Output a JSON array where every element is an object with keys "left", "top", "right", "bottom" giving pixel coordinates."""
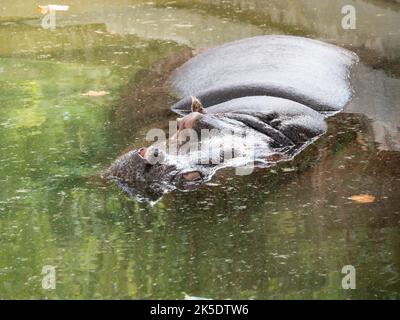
[{"left": 0, "top": 0, "right": 399, "bottom": 299}]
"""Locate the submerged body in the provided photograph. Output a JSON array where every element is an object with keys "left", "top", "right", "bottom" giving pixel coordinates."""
[
  {"left": 108, "top": 35, "right": 358, "bottom": 202},
  {"left": 170, "top": 35, "right": 357, "bottom": 114}
]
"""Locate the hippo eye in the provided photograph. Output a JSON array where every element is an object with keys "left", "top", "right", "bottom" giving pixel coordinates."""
[{"left": 144, "top": 146, "right": 165, "bottom": 165}]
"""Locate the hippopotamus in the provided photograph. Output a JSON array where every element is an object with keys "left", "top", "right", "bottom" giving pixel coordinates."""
[{"left": 108, "top": 35, "right": 358, "bottom": 202}]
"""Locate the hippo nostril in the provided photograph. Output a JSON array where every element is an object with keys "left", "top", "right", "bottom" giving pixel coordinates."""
[
  {"left": 182, "top": 171, "right": 202, "bottom": 181},
  {"left": 153, "top": 148, "right": 159, "bottom": 158}
]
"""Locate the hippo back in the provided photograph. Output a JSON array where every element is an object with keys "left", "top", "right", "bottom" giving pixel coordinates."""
[
  {"left": 170, "top": 35, "right": 358, "bottom": 115},
  {"left": 206, "top": 96, "right": 328, "bottom": 145}
]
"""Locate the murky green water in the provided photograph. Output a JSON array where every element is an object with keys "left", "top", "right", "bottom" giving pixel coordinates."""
[{"left": 0, "top": 0, "right": 399, "bottom": 299}]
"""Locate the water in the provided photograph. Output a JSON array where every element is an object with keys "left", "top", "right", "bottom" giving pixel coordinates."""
[{"left": 0, "top": 0, "right": 399, "bottom": 299}]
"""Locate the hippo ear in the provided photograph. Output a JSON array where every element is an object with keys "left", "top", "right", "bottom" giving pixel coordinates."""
[
  {"left": 138, "top": 147, "right": 147, "bottom": 158},
  {"left": 191, "top": 96, "right": 206, "bottom": 114}
]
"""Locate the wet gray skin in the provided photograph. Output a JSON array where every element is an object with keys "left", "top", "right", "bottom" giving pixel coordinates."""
[
  {"left": 108, "top": 35, "right": 358, "bottom": 201},
  {"left": 108, "top": 96, "right": 329, "bottom": 201},
  {"left": 107, "top": 148, "right": 205, "bottom": 202},
  {"left": 170, "top": 35, "right": 358, "bottom": 114}
]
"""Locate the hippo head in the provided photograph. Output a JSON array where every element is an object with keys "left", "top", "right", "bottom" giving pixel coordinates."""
[{"left": 107, "top": 144, "right": 205, "bottom": 202}]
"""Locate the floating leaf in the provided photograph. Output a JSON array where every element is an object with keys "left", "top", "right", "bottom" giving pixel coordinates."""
[
  {"left": 349, "top": 194, "right": 376, "bottom": 203},
  {"left": 81, "top": 90, "right": 109, "bottom": 97},
  {"left": 183, "top": 292, "right": 211, "bottom": 300}
]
